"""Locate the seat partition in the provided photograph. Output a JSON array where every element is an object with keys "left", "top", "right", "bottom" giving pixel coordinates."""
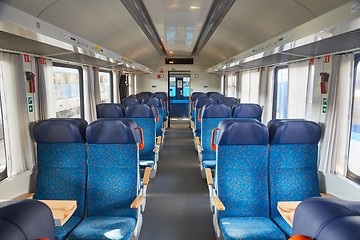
[
  {"left": 268, "top": 119, "right": 321, "bottom": 237},
  {"left": 214, "top": 119, "right": 285, "bottom": 240},
  {"left": 33, "top": 118, "right": 87, "bottom": 240}
]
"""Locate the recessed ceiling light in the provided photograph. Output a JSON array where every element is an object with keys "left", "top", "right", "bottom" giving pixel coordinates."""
[{"left": 190, "top": 6, "right": 200, "bottom": 9}]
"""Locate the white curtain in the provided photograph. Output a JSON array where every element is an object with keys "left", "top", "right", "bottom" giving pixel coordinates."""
[
  {"left": 114, "top": 71, "right": 120, "bottom": 103},
  {"left": 264, "top": 67, "right": 275, "bottom": 123},
  {"left": 288, "top": 61, "right": 310, "bottom": 118},
  {"left": 0, "top": 53, "right": 35, "bottom": 176},
  {"left": 37, "top": 58, "right": 56, "bottom": 119},
  {"left": 240, "top": 69, "right": 261, "bottom": 103},
  {"left": 318, "top": 54, "right": 354, "bottom": 176},
  {"left": 83, "top": 66, "right": 100, "bottom": 123},
  {"left": 240, "top": 71, "right": 250, "bottom": 102}
]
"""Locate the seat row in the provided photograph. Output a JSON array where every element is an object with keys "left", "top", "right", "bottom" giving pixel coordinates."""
[
  {"left": 205, "top": 119, "right": 321, "bottom": 239},
  {"left": 33, "top": 118, "right": 150, "bottom": 240}
]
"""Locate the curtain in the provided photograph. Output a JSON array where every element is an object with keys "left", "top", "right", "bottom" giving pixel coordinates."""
[
  {"left": 264, "top": 67, "right": 275, "bottom": 123},
  {"left": 249, "top": 69, "right": 261, "bottom": 103},
  {"left": 113, "top": 71, "right": 120, "bottom": 103},
  {"left": 37, "top": 58, "right": 56, "bottom": 119},
  {"left": 0, "top": 53, "right": 35, "bottom": 176},
  {"left": 240, "top": 71, "right": 250, "bottom": 102},
  {"left": 288, "top": 61, "right": 310, "bottom": 118},
  {"left": 83, "top": 66, "right": 98, "bottom": 123},
  {"left": 318, "top": 54, "right": 354, "bottom": 176}
]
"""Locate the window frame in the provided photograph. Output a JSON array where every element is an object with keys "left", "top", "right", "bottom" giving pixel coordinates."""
[
  {"left": 347, "top": 54, "right": 360, "bottom": 184},
  {"left": 52, "top": 62, "right": 84, "bottom": 118},
  {"left": 272, "top": 65, "right": 289, "bottom": 119},
  {"left": 99, "top": 69, "right": 113, "bottom": 103}
]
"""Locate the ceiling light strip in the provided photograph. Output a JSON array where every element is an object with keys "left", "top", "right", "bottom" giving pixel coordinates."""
[
  {"left": 121, "top": 0, "right": 167, "bottom": 56},
  {"left": 192, "top": 0, "right": 235, "bottom": 55}
]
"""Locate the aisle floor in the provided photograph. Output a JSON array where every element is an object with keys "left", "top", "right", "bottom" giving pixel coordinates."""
[{"left": 139, "top": 121, "right": 216, "bottom": 240}]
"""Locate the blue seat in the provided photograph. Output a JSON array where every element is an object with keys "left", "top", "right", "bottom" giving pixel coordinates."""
[
  {"left": 193, "top": 97, "right": 215, "bottom": 138},
  {"left": 96, "top": 103, "right": 125, "bottom": 118},
  {"left": 218, "top": 97, "right": 238, "bottom": 108},
  {"left": 121, "top": 96, "right": 140, "bottom": 107},
  {"left": 190, "top": 93, "right": 206, "bottom": 122},
  {"left": 136, "top": 92, "right": 153, "bottom": 102},
  {"left": 33, "top": 118, "right": 88, "bottom": 240},
  {"left": 208, "top": 92, "right": 224, "bottom": 102},
  {"left": 206, "top": 92, "right": 218, "bottom": 97},
  {"left": 155, "top": 92, "right": 169, "bottom": 119},
  {"left": 142, "top": 97, "right": 165, "bottom": 138},
  {"left": 69, "top": 119, "right": 143, "bottom": 240},
  {"left": 126, "top": 104, "right": 159, "bottom": 177},
  {"left": 268, "top": 119, "right": 321, "bottom": 237},
  {"left": 0, "top": 199, "right": 55, "bottom": 240},
  {"left": 199, "top": 104, "right": 231, "bottom": 172},
  {"left": 232, "top": 103, "right": 262, "bottom": 121},
  {"left": 292, "top": 197, "right": 360, "bottom": 240},
  {"left": 210, "top": 119, "right": 285, "bottom": 240}
]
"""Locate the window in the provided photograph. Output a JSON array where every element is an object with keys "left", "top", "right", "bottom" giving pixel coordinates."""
[
  {"left": 0, "top": 98, "right": 6, "bottom": 181},
  {"left": 53, "top": 63, "right": 83, "bottom": 118},
  {"left": 273, "top": 66, "right": 289, "bottom": 119},
  {"left": 348, "top": 57, "right": 360, "bottom": 180},
  {"left": 227, "top": 73, "right": 237, "bottom": 97},
  {"left": 99, "top": 71, "right": 112, "bottom": 103}
]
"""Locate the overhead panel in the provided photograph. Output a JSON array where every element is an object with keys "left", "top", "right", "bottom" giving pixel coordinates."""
[{"left": 143, "top": 0, "right": 213, "bottom": 55}]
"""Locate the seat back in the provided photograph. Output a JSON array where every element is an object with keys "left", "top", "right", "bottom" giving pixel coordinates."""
[
  {"left": 208, "top": 92, "right": 224, "bottom": 102},
  {"left": 126, "top": 104, "right": 157, "bottom": 161},
  {"left": 190, "top": 93, "right": 206, "bottom": 121},
  {"left": 200, "top": 104, "right": 231, "bottom": 161},
  {"left": 0, "top": 200, "right": 55, "bottom": 240},
  {"left": 121, "top": 96, "right": 140, "bottom": 107},
  {"left": 86, "top": 119, "right": 139, "bottom": 218},
  {"left": 194, "top": 97, "right": 215, "bottom": 136},
  {"left": 155, "top": 92, "right": 168, "bottom": 117},
  {"left": 216, "top": 119, "right": 269, "bottom": 219},
  {"left": 217, "top": 97, "right": 238, "bottom": 108},
  {"left": 268, "top": 119, "right": 321, "bottom": 219},
  {"left": 135, "top": 92, "right": 153, "bottom": 102},
  {"left": 96, "top": 103, "right": 125, "bottom": 118},
  {"left": 33, "top": 118, "right": 87, "bottom": 218},
  {"left": 232, "top": 103, "right": 262, "bottom": 121},
  {"left": 142, "top": 97, "right": 164, "bottom": 137}
]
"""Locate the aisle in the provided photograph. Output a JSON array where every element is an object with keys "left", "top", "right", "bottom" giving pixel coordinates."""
[{"left": 139, "top": 121, "right": 215, "bottom": 240}]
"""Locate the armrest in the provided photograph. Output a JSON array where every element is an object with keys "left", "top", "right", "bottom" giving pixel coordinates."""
[
  {"left": 321, "top": 192, "right": 336, "bottom": 198},
  {"left": 289, "top": 235, "right": 313, "bottom": 240},
  {"left": 191, "top": 121, "right": 195, "bottom": 130},
  {"left": 14, "top": 193, "right": 35, "bottom": 200},
  {"left": 212, "top": 195, "right": 225, "bottom": 211},
  {"left": 130, "top": 195, "right": 144, "bottom": 209},
  {"left": 156, "top": 136, "right": 162, "bottom": 145},
  {"left": 205, "top": 168, "right": 213, "bottom": 186},
  {"left": 195, "top": 137, "right": 200, "bottom": 146},
  {"left": 142, "top": 167, "right": 151, "bottom": 186}
]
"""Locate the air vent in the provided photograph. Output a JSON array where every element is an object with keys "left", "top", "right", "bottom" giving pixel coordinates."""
[{"left": 165, "top": 58, "right": 194, "bottom": 64}]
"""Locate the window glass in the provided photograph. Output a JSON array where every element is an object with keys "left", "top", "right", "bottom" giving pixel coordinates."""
[
  {"left": 53, "top": 66, "right": 81, "bottom": 118},
  {"left": 99, "top": 71, "right": 112, "bottom": 103},
  {"left": 0, "top": 99, "right": 6, "bottom": 181},
  {"left": 227, "top": 74, "right": 237, "bottom": 97},
  {"left": 273, "top": 67, "right": 289, "bottom": 119},
  {"left": 348, "top": 59, "right": 360, "bottom": 177}
]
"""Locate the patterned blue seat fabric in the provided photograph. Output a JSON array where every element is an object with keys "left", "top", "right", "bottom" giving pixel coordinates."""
[
  {"left": 33, "top": 118, "right": 87, "bottom": 240},
  {"left": 121, "top": 96, "right": 140, "bottom": 107},
  {"left": 193, "top": 97, "right": 215, "bottom": 137},
  {"left": 126, "top": 104, "right": 157, "bottom": 169},
  {"left": 217, "top": 97, "right": 238, "bottom": 108},
  {"left": 215, "top": 120, "right": 285, "bottom": 240},
  {"left": 0, "top": 199, "right": 55, "bottom": 240},
  {"left": 142, "top": 97, "right": 164, "bottom": 138},
  {"left": 69, "top": 119, "right": 141, "bottom": 240},
  {"left": 200, "top": 104, "right": 231, "bottom": 170},
  {"left": 268, "top": 119, "right": 321, "bottom": 237},
  {"left": 292, "top": 197, "right": 360, "bottom": 240},
  {"left": 232, "top": 103, "right": 262, "bottom": 122},
  {"left": 96, "top": 103, "right": 125, "bottom": 118}
]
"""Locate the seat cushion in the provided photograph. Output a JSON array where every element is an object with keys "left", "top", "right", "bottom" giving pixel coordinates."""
[
  {"left": 55, "top": 216, "right": 82, "bottom": 240},
  {"left": 219, "top": 217, "right": 285, "bottom": 240},
  {"left": 272, "top": 216, "right": 292, "bottom": 238},
  {"left": 68, "top": 216, "right": 136, "bottom": 240},
  {"left": 202, "top": 160, "right": 216, "bottom": 169}
]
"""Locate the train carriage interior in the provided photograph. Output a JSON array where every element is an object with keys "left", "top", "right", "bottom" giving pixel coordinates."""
[{"left": 0, "top": 0, "right": 360, "bottom": 239}]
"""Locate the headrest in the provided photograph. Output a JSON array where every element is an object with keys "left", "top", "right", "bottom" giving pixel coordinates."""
[
  {"left": 154, "top": 93, "right": 167, "bottom": 101},
  {"left": 194, "top": 97, "right": 215, "bottom": 108},
  {"left": 206, "top": 92, "right": 218, "bottom": 97},
  {"left": 202, "top": 104, "right": 231, "bottom": 118},
  {"left": 142, "top": 97, "right": 162, "bottom": 107},
  {"left": 268, "top": 119, "right": 321, "bottom": 144},
  {"left": 191, "top": 92, "right": 206, "bottom": 101},
  {"left": 121, "top": 96, "right": 139, "bottom": 107},
  {"left": 232, "top": 103, "right": 262, "bottom": 120},
  {"left": 125, "top": 104, "right": 155, "bottom": 118},
  {"left": 86, "top": 119, "right": 138, "bottom": 144},
  {"left": 33, "top": 118, "right": 87, "bottom": 143},
  {"left": 96, "top": 103, "right": 125, "bottom": 118},
  {"left": 218, "top": 97, "right": 238, "bottom": 107},
  {"left": 208, "top": 93, "right": 224, "bottom": 101},
  {"left": 217, "top": 119, "right": 268, "bottom": 145}
]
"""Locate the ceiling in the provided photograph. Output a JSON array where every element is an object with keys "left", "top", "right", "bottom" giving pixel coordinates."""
[{"left": 0, "top": 0, "right": 353, "bottom": 68}]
